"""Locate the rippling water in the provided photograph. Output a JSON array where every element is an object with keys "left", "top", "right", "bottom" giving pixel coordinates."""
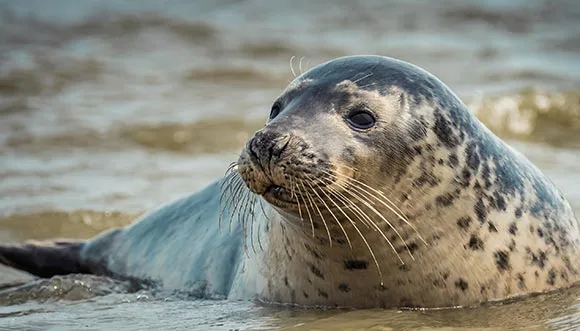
[{"left": 1, "top": 0, "right": 580, "bottom": 330}]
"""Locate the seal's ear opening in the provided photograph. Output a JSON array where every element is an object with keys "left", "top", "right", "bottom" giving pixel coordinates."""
[{"left": 0, "top": 241, "right": 89, "bottom": 278}]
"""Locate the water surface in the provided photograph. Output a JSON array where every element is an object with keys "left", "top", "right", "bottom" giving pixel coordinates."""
[{"left": 1, "top": 0, "right": 580, "bottom": 330}]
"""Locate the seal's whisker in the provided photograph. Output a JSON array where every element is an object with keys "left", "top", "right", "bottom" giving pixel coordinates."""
[
  {"left": 323, "top": 180, "right": 405, "bottom": 270},
  {"left": 348, "top": 181, "right": 428, "bottom": 248},
  {"left": 326, "top": 169, "right": 428, "bottom": 247},
  {"left": 333, "top": 164, "right": 413, "bottom": 224},
  {"left": 257, "top": 221, "right": 264, "bottom": 252},
  {"left": 341, "top": 184, "right": 408, "bottom": 264},
  {"left": 221, "top": 173, "right": 243, "bottom": 205},
  {"left": 357, "top": 82, "right": 376, "bottom": 89},
  {"left": 219, "top": 163, "right": 239, "bottom": 194},
  {"left": 319, "top": 170, "right": 407, "bottom": 263},
  {"left": 351, "top": 72, "right": 374, "bottom": 85},
  {"left": 219, "top": 175, "right": 245, "bottom": 229},
  {"left": 319, "top": 176, "right": 375, "bottom": 229},
  {"left": 258, "top": 197, "right": 269, "bottom": 219},
  {"left": 315, "top": 178, "right": 385, "bottom": 286},
  {"left": 289, "top": 56, "right": 297, "bottom": 78},
  {"left": 299, "top": 179, "right": 332, "bottom": 246},
  {"left": 248, "top": 194, "right": 258, "bottom": 255},
  {"left": 228, "top": 179, "right": 251, "bottom": 232},
  {"left": 304, "top": 176, "right": 353, "bottom": 250},
  {"left": 298, "top": 56, "right": 305, "bottom": 75},
  {"left": 290, "top": 177, "right": 304, "bottom": 224},
  {"left": 223, "top": 161, "right": 238, "bottom": 176},
  {"left": 295, "top": 181, "right": 315, "bottom": 237},
  {"left": 219, "top": 172, "right": 240, "bottom": 206},
  {"left": 239, "top": 188, "right": 254, "bottom": 257}
]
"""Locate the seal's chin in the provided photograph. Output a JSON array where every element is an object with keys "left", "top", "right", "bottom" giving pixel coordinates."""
[{"left": 262, "top": 184, "right": 296, "bottom": 207}]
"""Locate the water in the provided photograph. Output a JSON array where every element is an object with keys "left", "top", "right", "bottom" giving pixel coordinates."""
[{"left": 0, "top": 0, "right": 579, "bottom": 329}]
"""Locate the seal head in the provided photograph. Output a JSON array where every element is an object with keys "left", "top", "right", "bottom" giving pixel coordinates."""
[{"left": 235, "top": 55, "right": 580, "bottom": 308}]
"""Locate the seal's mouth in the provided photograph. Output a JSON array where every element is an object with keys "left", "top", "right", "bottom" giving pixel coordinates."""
[{"left": 263, "top": 184, "right": 295, "bottom": 205}]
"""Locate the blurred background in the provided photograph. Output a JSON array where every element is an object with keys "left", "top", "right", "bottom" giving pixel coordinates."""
[
  {"left": 1, "top": 1, "right": 580, "bottom": 329},
  {"left": 1, "top": 0, "right": 580, "bottom": 246}
]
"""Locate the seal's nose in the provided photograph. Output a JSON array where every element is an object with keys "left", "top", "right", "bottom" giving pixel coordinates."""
[{"left": 248, "top": 130, "right": 291, "bottom": 172}]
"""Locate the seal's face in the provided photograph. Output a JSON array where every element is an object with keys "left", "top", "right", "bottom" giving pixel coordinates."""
[{"left": 237, "top": 56, "right": 421, "bottom": 216}]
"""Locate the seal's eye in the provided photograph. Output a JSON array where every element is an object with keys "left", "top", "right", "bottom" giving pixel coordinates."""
[
  {"left": 269, "top": 102, "right": 282, "bottom": 119},
  {"left": 347, "top": 110, "right": 376, "bottom": 129}
]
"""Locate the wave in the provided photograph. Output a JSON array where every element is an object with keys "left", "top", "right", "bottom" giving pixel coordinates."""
[
  {"left": 468, "top": 89, "right": 580, "bottom": 148},
  {"left": 183, "top": 67, "right": 286, "bottom": 85},
  {"left": 0, "top": 10, "right": 216, "bottom": 47},
  {"left": 0, "top": 210, "right": 139, "bottom": 243},
  {"left": 5, "top": 118, "right": 265, "bottom": 154}
]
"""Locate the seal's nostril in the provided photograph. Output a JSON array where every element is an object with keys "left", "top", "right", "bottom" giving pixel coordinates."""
[{"left": 248, "top": 138, "right": 260, "bottom": 162}]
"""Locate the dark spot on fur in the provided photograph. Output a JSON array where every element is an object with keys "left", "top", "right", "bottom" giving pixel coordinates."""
[
  {"left": 398, "top": 264, "right": 411, "bottom": 271},
  {"left": 455, "top": 278, "right": 469, "bottom": 291},
  {"left": 508, "top": 239, "right": 516, "bottom": 252},
  {"left": 465, "top": 142, "right": 480, "bottom": 171},
  {"left": 527, "top": 248, "right": 547, "bottom": 269},
  {"left": 413, "top": 146, "right": 423, "bottom": 155},
  {"left": 488, "top": 222, "right": 498, "bottom": 232},
  {"left": 517, "top": 273, "right": 526, "bottom": 290},
  {"left": 344, "top": 259, "right": 368, "bottom": 270},
  {"left": 535, "top": 271, "right": 540, "bottom": 278},
  {"left": 303, "top": 291, "right": 309, "bottom": 298},
  {"left": 436, "top": 193, "right": 455, "bottom": 206},
  {"left": 438, "top": 158, "right": 444, "bottom": 165},
  {"left": 563, "top": 256, "right": 576, "bottom": 274},
  {"left": 433, "top": 279, "right": 447, "bottom": 288},
  {"left": 494, "top": 250, "right": 510, "bottom": 271},
  {"left": 537, "top": 228, "right": 544, "bottom": 238},
  {"left": 284, "top": 276, "right": 289, "bottom": 286},
  {"left": 395, "top": 242, "right": 418, "bottom": 255},
  {"left": 318, "top": 289, "right": 328, "bottom": 298},
  {"left": 481, "top": 163, "right": 492, "bottom": 189},
  {"left": 467, "top": 234, "right": 484, "bottom": 250},
  {"left": 448, "top": 153, "right": 459, "bottom": 167},
  {"left": 443, "top": 272, "right": 450, "bottom": 280},
  {"left": 547, "top": 268, "right": 557, "bottom": 285},
  {"left": 509, "top": 222, "right": 518, "bottom": 235},
  {"left": 474, "top": 198, "right": 487, "bottom": 223},
  {"left": 434, "top": 111, "right": 460, "bottom": 148},
  {"left": 515, "top": 207, "right": 522, "bottom": 218},
  {"left": 305, "top": 244, "right": 322, "bottom": 260},
  {"left": 309, "top": 264, "right": 324, "bottom": 279},
  {"left": 457, "top": 216, "right": 472, "bottom": 230},
  {"left": 430, "top": 231, "right": 443, "bottom": 242},
  {"left": 338, "top": 283, "right": 350, "bottom": 292},
  {"left": 492, "top": 191, "right": 507, "bottom": 211},
  {"left": 459, "top": 168, "right": 471, "bottom": 187}
]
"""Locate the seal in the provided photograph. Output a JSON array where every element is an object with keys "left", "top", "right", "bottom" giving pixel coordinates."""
[{"left": 1, "top": 55, "right": 579, "bottom": 308}]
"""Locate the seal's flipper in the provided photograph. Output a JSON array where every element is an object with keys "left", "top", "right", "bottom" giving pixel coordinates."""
[{"left": 0, "top": 241, "right": 90, "bottom": 278}]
